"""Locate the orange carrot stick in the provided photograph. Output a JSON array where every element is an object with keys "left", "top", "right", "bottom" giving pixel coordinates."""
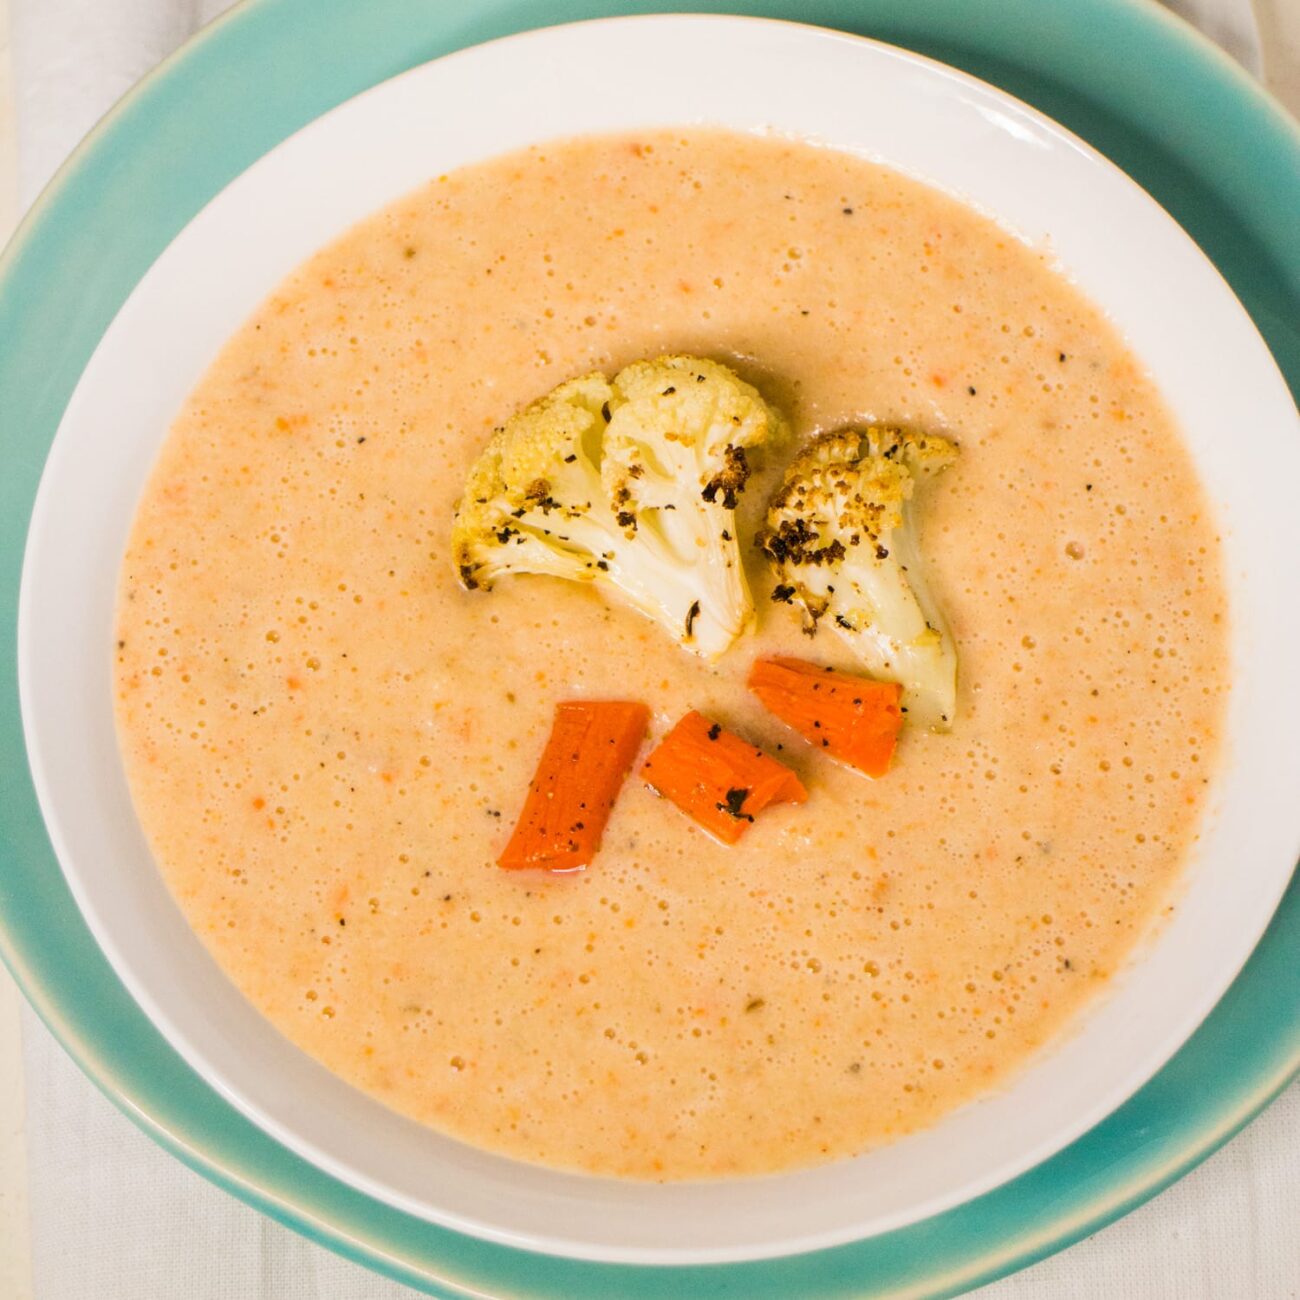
[
  {"left": 499, "top": 700, "right": 649, "bottom": 872},
  {"left": 747, "top": 656, "right": 903, "bottom": 778},
  {"left": 640, "top": 710, "right": 807, "bottom": 844}
]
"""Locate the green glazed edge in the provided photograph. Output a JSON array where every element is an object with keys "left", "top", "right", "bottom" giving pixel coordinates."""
[{"left": 1, "top": 1, "right": 1296, "bottom": 1296}]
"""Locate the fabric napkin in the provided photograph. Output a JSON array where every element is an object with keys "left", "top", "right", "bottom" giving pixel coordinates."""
[{"left": 9, "top": 1, "right": 1296, "bottom": 1296}]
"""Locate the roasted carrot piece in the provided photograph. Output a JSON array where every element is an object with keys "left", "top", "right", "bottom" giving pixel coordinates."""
[
  {"left": 747, "top": 656, "right": 903, "bottom": 778},
  {"left": 640, "top": 710, "right": 807, "bottom": 844},
  {"left": 499, "top": 700, "right": 649, "bottom": 872}
]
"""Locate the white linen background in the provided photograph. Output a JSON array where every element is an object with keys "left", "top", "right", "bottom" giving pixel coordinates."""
[{"left": 6, "top": 0, "right": 1298, "bottom": 1295}]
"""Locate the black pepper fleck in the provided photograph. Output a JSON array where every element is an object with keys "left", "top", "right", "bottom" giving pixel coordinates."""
[
  {"left": 717, "top": 787, "right": 754, "bottom": 822},
  {"left": 684, "top": 600, "right": 701, "bottom": 639}
]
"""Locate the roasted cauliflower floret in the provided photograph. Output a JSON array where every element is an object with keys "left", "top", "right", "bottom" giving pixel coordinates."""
[
  {"left": 758, "top": 425, "right": 959, "bottom": 729},
  {"left": 451, "top": 357, "right": 785, "bottom": 658}
]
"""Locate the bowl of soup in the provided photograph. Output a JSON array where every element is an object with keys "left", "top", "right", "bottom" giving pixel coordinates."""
[{"left": 16, "top": 14, "right": 1300, "bottom": 1264}]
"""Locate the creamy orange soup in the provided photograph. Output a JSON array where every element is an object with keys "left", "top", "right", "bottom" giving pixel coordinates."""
[{"left": 115, "top": 130, "right": 1227, "bottom": 1179}]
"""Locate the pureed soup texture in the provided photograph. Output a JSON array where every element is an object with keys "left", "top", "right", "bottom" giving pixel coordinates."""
[{"left": 115, "top": 130, "right": 1227, "bottom": 1179}]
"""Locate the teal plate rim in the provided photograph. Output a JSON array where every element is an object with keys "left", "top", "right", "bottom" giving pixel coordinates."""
[{"left": 1, "top": 1, "right": 1297, "bottom": 1296}]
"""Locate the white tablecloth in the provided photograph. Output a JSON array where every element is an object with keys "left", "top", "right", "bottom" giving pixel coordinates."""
[{"left": 9, "top": 1, "right": 1298, "bottom": 1296}]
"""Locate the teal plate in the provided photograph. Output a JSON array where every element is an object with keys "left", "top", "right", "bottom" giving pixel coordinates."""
[{"left": 1, "top": 0, "right": 1297, "bottom": 1295}]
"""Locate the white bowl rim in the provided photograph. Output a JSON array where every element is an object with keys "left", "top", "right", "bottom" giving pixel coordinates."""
[{"left": 17, "top": 12, "right": 1300, "bottom": 1265}]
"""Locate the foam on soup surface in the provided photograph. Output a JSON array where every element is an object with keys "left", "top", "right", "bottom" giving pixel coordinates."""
[{"left": 114, "top": 130, "right": 1227, "bottom": 1179}]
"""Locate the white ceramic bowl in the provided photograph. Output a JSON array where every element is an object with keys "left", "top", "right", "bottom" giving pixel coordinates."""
[{"left": 18, "top": 14, "right": 1300, "bottom": 1265}]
